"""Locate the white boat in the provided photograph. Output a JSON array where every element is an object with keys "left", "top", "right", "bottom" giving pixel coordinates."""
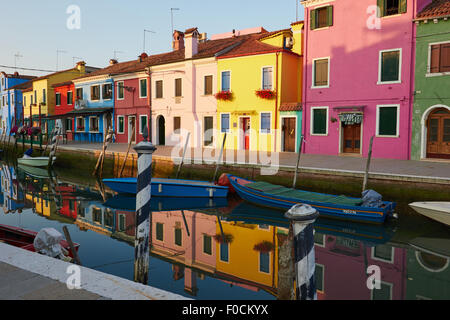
[
  {"left": 17, "top": 156, "right": 56, "bottom": 168},
  {"left": 409, "top": 202, "right": 450, "bottom": 226}
]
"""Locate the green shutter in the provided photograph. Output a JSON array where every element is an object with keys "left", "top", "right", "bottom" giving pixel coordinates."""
[
  {"left": 313, "top": 109, "right": 327, "bottom": 134},
  {"left": 327, "top": 6, "right": 333, "bottom": 27},
  {"left": 381, "top": 51, "right": 400, "bottom": 82},
  {"left": 378, "top": 107, "right": 397, "bottom": 136},
  {"left": 377, "top": 0, "right": 385, "bottom": 17},
  {"left": 399, "top": 0, "right": 407, "bottom": 14},
  {"left": 310, "top": 9, "right": 316, "bottom": 30}
]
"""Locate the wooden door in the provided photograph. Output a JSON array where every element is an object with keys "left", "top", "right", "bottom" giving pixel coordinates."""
[
  {"left": 427, "top": 108, "right": 450, "bottom": 159},
  {"left": 242, "top": 117, "right": 250, "bottom": 150},
  {"left": 342, "top": 123, "right": 361, "bottom": 154},
  {"left": 282, "top": 117, "right": 296, "bottom": 152},
  {"left": 158, "top": 116, "right": 165, "bottom": 146},
  {"left": 128, "top": 116, "right": 136, "bottom": 144}
]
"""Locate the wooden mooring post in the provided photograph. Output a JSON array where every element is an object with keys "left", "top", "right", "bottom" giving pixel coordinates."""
[
  {"left": 47, "top": 127, "right": 61, "bottom": 170},
  {"left": 362, "top": 135, "right": 375, "bottom": 193},
  {"left": 93, "top": 128, "right": 114, "bottom": 178},
  {"left": 119, "top": 124, "right": 136, "bottom": 178},
  {"left": 133, "top": 126, "right": 156, "bottom": 284},
  {"left": 62, "top": 226, "right": 82, "bottom": 266},
  {"left": 176, "top": 132, "right": 191, "bottom": 179},
  {"left": 213, "top": 133, "right": 227, "bottom": 183},
  {"left": 292, "top": 135, "right": 304, "bottom": 189}
]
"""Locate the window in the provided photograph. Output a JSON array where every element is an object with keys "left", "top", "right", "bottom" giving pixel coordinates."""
[
  {"left": 140, "top": 79, "right": 148, "bottom": 98},
  {"left": 117, "top": 116, "right": 125, "bottom": 134},
  {"left": 23, "top": 97, "right": 26, "bottom": 107},
  {"left": 262, "top": 67, "right": 273, "bottom": 90},
  {"left": 175, "top": 78, "right": 182, "bottom": 97},
  {"left": 313, "top": 58, "right": 329, "bottom": 87},
  {"left": 259, "top": 252, "right": 270, "bottom": 274},
  {"left": 203, "top": 235, "right": 212, "bottom": 255},
  {"left": 34, "top": 91, "right": 37, "bottom": 104},
  {"left": 311, "top": 107, "right": 328, "bottom": 135},
  {"left": 379, "top": 49, "right": 401, "bottom": 83},
  {"left": 91, "top": 85, "right": 100, "bottom": 100},
  {"left": 55, "top": 93, "right": 61, "bottom": 106},
  {"left": 118, "top": 215, "right": 126, "bottom": 232},
  {"left": 220, "top": 243, "right": 229, "bottom": 262},
  {"left": 174, "top": 228, "right": 182, "bottom": 246},
  {"left": 310, "top": 6, "right": 333, "bottom": 30},
  {"left": 67, "top": 91, "right": 73, "bottom": 105},
  {"left": 372, "top": 245, "right": 394, "bottom": 263},
  {"left": 117, "top": 82, "right": 124, "bottom": 100},
  {"left": 76, "top": 117, "right": 84, "bottom": 131},
  {"left": 76, "top": 88, "right": 83, "bottom": 100},
  {"left": 204, "top": 116, "right": 213, "bottom": 147},
  {"left": 371, "top": 282, "right": 393, "bottom": 300},
  {"left": 155, "top": 80, "right": 163, "bottom": 98},
  {"left": 89, "top": 117, "right": 99, "bottom": 132},
  {"left": 139, "top": 115, "right": 148, "bottom": 134},
  {"left": 156, "top": 223, "right": 164, "bottom": 241},
  {"left": 42, "top": 89, "right": 46, "bottom": 104},
  {"left": 173, "top": 117, "right": 181, "bottom": 133},
  {"left": 315, "top": 264, "right": 324, "bottom": 292},
  {"left": 377, "top": 105, "right": 399, "bottom": 137},
  {"left": 65, "top": 118, "right": 73, "bottom": 132},
  {"left": 221, "top": 71, "right": 231, "bottom": 91},
  {"left": 103, "top": 83, "right": 112, "bottom": 100},
  {"left": 378, "top": 0, "right": 407, "bottom": 17},
  {"left": 221, "top": 114, "right": 230, "bottom": 133},
  {"left": 204, "top": 75, "right": 213, "bottom": 95},
  {"left": 260, "top": 113, "right": 271, "bottom": 133},
  {"left": 429, "top": 43, "right": 450, "bottom": 74}
]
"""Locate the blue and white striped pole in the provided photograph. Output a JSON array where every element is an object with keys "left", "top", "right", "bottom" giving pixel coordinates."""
[
  {"left": 285, "top": 204, "right": 319, "bottom": 300},
  {"left": 133, "top": 126, "right": 156, "bottom": 284}
]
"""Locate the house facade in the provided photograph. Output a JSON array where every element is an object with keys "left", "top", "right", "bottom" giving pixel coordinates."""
[
  {"left": 52, "top": 81, "right": 76, "bottom": 141},
  {"left": 411, "top": 0, "right": 450, "bottom": 160},
  {"left": 301, "top": 0, "right": 432, "bottom": 160},
  {"left": 216, "top": 25, "right": 303, "bottom": 153}
]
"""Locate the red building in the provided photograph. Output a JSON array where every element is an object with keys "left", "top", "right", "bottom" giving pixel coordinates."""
[{"left": 52, "top": 81, "right": 75, "bottom": 141}]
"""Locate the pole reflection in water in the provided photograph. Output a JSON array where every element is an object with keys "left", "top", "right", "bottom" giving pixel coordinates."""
[
  {"left": 285, "top": 204, "right": 319, "bottom": 300},
  {"left": 133, "top": 127, "right": 156, "bottom": 284},
  {"left": 277, "top": 223, "right": 295, "bottom": 300}
]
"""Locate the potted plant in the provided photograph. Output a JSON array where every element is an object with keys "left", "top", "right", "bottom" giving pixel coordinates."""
[
  {"left": 255, "top": 89, "right": 276, "bottom": 100},
  {"left": 253, "top": 241, "right": 275, "bottom": 253},
  {"left": 214, "top": 233, "right": 234, "bottom": 244},
  {"left": 215, "top": 90, "right": 233, "bottom": 101}
]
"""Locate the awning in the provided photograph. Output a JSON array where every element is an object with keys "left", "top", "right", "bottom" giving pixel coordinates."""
[
  {"left": 42, "top": 108, "right": 113, "bottom": 120},
  {"left": 333, "top": 105, "right": 366, "bottom": 111},
  {"left": 280, "top": 102, "right": 302, "bottom": 111}
]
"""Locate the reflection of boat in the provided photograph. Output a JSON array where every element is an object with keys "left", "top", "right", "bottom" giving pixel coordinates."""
[
  {"left": 225, "top": 202, "right": 395, "bottom": 245},
  {"left": 0, "top": 224, "right": 79, "bottom": 258},
  {"left": 409, "top": 202, "right": 450, "bottom": 226},
  {"left": 409, "top": 236, "right": 450, "bottom": 259},
  {"left": 104, "top": 194, "right": 229, "bottom": 212},
  {"left": 102, "top": 177, "right": 229, "bottom": 198},
  {"left": 18, "top": 164, "right": 52, "bottom": 179},
  {"left": 18, "top": 157, "right": 55, "bottom": 168},
  {"left": 227, "top": 175, "right": 395, "bottom": 224}
]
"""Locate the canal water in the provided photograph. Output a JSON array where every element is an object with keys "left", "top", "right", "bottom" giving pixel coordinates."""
[{"left": 0, "top": 160, "right": 449, "bottom": 300}]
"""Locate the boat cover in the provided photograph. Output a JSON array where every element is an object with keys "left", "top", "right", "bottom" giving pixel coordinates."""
[
  {"left": 245, "top": 181, "right": 363, "bottom": 207},
  {"left": 361, "top": 190, "right": 383, "bottom": 208}
]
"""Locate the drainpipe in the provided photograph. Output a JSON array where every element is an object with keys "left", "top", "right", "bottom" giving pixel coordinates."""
[
  {"left": 275, "top": 52, "right": 280, "bottom": 152},
  {"left": 408, "top": 0, "right": 417, "bottom": 161},
  {"left": 302, "top": 9, "right": 309, "bottom": 154},
  {"left": 146, "top": 68, "right": 152, "bottom": 143}
]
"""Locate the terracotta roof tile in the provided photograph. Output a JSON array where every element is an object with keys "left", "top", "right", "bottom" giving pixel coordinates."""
[
  {"left": 280, "top": 102, "right": 302, "bottom": 112},
  {"left": 258, "top": 28, "right": 291, "bottom": 40},
  {"left": 416, "top": 0, "right": 450, "bottom": 19},
  {"left": 8, "top": 80, "right": 34, "bottom": 91},
  {"left": 52, "top": 81, "right": 74, "bottom": 88}
]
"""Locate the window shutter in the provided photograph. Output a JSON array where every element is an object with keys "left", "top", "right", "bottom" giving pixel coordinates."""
[
  {"left": 378, "top": 107, "right": 397, "bottom": 136},
  {"left": 430, "top": 45, "right": 441, "bottom": 73},
  {"left": 377, "top": 0, "right": 385, "bottom": 17},
  {"left": 440, "top": 43, "right": 450, "bottom": 73},
  {"left": 327, "top": 6, "right": 333, "bottom": 27},
  {"left": 381, "top": 51, "right": 400, "bottom": 82},
  {"left": 313, "top": 109, "right": 327, "bottom": 134},
  {"left": 310, "top": 9, "right": 316, "bottom": 30},
  {"left": 399, "top": 0, "right": 407, "bottom": 14}
]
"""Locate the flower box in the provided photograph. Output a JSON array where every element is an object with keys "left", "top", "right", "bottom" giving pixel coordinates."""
[
  {"left": 255, "top": 89, "right": 276, "bottom": 100},
  {"left": 253, "top": 241, "right": 274, "bottom": 253},
  {"left": 215, "top": 90, "right": 233, "bottom": 101},
  {"left": 214, "top": 233, "right": 234, "bottom": 244}
]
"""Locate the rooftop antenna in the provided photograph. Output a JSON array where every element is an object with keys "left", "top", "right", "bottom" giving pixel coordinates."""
[
  {"left": 14, "top": 52, "right": 23, "bottom": 71},
  {"left": 296, "top": 0, "right": 299, "bottom": 21},
  {"left": 171, "top": 8, "right": 180, "bottom": 37},
  {"left": 113, "top": 50, "right": 124, "bottom": 60},
  {"left": 56, "top": 49, "right": 67, "bottom": 71},
  {"left": 143, "top": 29, "right": 156, "bottom": 54},
  {"left": 72, "top": 56, "right": 83, "bottom": 66}
]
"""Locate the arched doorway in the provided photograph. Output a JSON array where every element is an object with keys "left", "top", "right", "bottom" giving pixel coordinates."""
[
  {"left": 157, "top": 115, "right": 165, "bottom": 146},
  {"left": 426, "top": 108, "right": 450, "bottom": 159}
]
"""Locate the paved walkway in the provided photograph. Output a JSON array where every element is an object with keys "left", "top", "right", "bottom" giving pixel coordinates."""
[{"left": 57, "top": 142, "right": 450, "bottom": 184}]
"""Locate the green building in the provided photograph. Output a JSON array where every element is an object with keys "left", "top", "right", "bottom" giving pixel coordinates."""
[{"left": 411, "top": 0, "right": 450, "bottom": 160}]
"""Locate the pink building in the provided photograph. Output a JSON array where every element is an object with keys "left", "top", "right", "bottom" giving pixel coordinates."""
[{"left": 301, "top": 0, "right": 432, "bottom": 159}]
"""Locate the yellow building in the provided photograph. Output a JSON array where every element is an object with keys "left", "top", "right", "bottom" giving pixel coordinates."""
[{"left": 217, "top": 23, "right": 304, "bottom": 153}]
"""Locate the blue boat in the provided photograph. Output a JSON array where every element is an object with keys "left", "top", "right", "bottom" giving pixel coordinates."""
[
  {"left": 102, "top": 177, "right": 229, "bottom": 198},
  {"left": 227, "top": 174, "right": 396, "bottom": 224}
]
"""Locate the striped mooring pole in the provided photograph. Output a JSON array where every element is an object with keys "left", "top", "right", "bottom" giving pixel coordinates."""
[
  {"left": 133, "top": 126, "right": 156, "bottom": 284},
  {"left": 285, "top": 203, "right": 319, "bottom": 300},
  {"left": 47, "top": 126, "right": 60, "bottom": 169}
]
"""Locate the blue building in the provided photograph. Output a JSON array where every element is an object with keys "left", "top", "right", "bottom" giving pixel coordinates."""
[
  {"left": 0, "top": 72, "right": 36, "bottom": 135},
  {"left": 71, "top": 62, "right": 116, "bottom": 143}
]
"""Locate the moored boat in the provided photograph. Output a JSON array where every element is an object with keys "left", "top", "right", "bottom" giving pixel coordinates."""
[
  {"left": 226, "top": 174, "right": 396, "bottom": 224},
  {"left": 17, "top": 157, "right": 56, "bottom": 168},
  {"left": 0, "top": 224, "right": 79, "bottom": 258},
  {"left": 409, "top": 202, "right": 450, "bottom": 226},
  {"left": 102, "top": 177, "right": 229, "bottom": 198}
]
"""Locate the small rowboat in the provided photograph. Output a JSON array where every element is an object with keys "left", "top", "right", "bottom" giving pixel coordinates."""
[
  {"left": 102, "top": 177, "right": 229, "bottom": 198},
  {"left": 226, "top": 174, "right": 396, "bottom": 224},
  {"left": 409, "top": 202, "right": 450, "bottom": 226},
  {"left": 0, "top": 224, "right": 79, "bottom": 258},
  {"left": 17, "top": 157, "right": 56, "bottom": 168}
]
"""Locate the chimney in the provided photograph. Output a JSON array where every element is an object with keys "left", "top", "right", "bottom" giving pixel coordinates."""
[
  {"left": 199, "top": 33, "right": 207, "bottom": 43},
  {"left": 138, "top": 52, "right": 148, "bottom": 62},
  {"left": 76, "top": 61, "right": 86, "bottom": 71},
  {"left": 172, "top": 30, "right": 185, "bottom": 51},
  {"left": 109, "top": 59, "right": 118, "bottom": 65},
  {"left": 184, "top": 27, "right": 199, "bottom": 59}
]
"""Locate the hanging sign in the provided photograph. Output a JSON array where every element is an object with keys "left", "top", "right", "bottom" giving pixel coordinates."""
[{"left": 339, "top": 113, "right": 363, "bottom": 125}]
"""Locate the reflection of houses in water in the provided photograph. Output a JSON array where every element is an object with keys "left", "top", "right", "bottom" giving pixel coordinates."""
[
  {"left": 313, "top": 232, "right": 407, "bottom": 300},
  {"left": 0, "top": 165, "right": 25, "bottom": 213},
  {"left": 75, "top": 202, "right": 115, "bottom": 236}
]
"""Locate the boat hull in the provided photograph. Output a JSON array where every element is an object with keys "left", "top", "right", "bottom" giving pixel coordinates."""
[
  {"left": 18, "top": 157, "right": 56, "bottom": 168},
  {"left": 103, "top": 178, "right": 229, "bottom": 198},
  {"left": 409, "top": 202, "right": 450, "bottom": 226},
  {"left": 227, "top": 175, "right": 395, "bottom": 224}
]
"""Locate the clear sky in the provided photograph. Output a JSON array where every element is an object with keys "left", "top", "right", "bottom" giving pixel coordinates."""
[{"left": 1, "top": 0, "right": 305, "bottom": 77}]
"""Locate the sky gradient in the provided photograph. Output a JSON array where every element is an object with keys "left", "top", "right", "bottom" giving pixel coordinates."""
[{"left": 1, "top": 0, "right": 305, "bottom": 77}]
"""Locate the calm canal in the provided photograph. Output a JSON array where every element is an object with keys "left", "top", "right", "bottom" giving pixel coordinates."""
[{"left": 1, "top": 160, "right": 449, "bottom": 300}]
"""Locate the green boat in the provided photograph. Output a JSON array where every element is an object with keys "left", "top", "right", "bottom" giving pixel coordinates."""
[{"left": 17, "top": 156, "right": 56, "bottom": 168}]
